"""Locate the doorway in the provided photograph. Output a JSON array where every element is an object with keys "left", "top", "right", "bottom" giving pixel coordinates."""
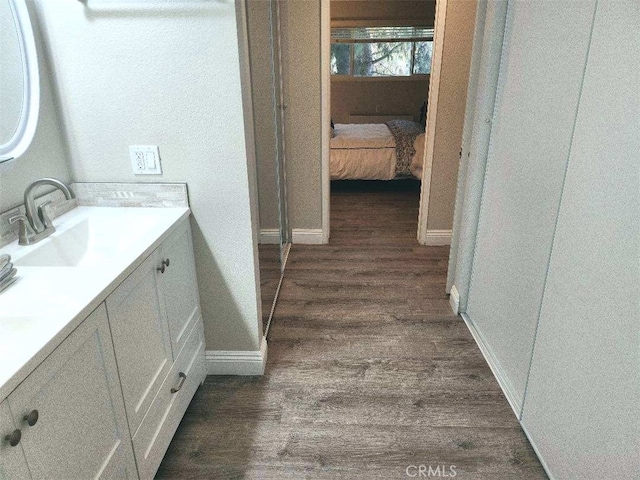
[{"left": 320, "top": 0, "right": 476, "bottom": 248}]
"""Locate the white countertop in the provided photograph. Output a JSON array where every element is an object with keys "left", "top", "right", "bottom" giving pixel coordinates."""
[{"left": 0, "top": 206, "right": 190, "bottom": 401}]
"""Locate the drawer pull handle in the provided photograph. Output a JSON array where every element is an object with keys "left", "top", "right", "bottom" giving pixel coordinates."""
[
  {"left": 24, "top": 410, "right": 39, "bottom": 427},
  {"left": 5, "top": 429, "right": 21, "bottom": 447},
  {"left": 171, "top": 372, "right": 187, "bottom": 394},
  {"left": 157, "top": 258, "right": 170, "bottom": 274}
]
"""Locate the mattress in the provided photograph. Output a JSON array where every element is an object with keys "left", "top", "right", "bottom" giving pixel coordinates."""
[
  {"left": 330, "top": 123, "right": 425, "bottom": 181},
  {"left": 330, "top": 124, "right": 397, "bottom": 180}
]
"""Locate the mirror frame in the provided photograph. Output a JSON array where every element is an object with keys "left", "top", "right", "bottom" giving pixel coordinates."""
[{"left": 0, "top": 0, "right": 40, "bottom": 165}]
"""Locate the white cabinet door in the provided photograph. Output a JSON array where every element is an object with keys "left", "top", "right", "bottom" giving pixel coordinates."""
[
  {"left": 157, "top": 219, "right": 201, "bottom": 356},
  {"left": 0, "top": 400, "right": 30, "bottom": 480},
  {"left": 7, "top": 305, "right": 137, "bottom": 480},
  {"left": 106, "top": 251, "right": 173, "bottom": 435}
]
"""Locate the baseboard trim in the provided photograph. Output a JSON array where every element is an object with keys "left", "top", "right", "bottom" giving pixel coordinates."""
[
  {"left": 449, "top": 284, "right": 460, "bottom": 315},
  {"left": 292, "top": 228, "right": 324, "bottom": 245},
  {"left": 460, "top": 313, "right": 522, "bottom": 418},
  {"left": 261, "top": 228, "right": 326, "bottom": 245},
  {"left": 259, "top": 229, "right": 280, "bottom": 245},
  {"left": 289, "top": 229, "right": 445, "bottom": 245},
  {"left": 205, "top": 339, "right": 268, "bottom": 376},
  {"left": 520, "top": 423, "right": 557, "bottom": 480},
  {"left": 425, "top": 229, "right": 452, "bottom": 246}
]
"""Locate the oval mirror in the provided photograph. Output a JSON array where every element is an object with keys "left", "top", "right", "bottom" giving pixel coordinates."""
[{"left": 0, "top": 0, "right": 39, "bottom": 165}]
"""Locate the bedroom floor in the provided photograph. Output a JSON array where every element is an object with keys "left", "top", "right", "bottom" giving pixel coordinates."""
[{"left": 156, "top": 183, "right": 546, "bottom": 479}]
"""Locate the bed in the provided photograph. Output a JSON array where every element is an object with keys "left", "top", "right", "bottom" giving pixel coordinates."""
[{"left": 330, "top": 120, "right": 426, "bottom": 181}]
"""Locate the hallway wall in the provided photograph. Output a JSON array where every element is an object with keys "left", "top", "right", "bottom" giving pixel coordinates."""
[
  {"left": 246, "top": 0, "right": 280, "bottom": 232},
  {"left": 426, "top": 0, "right": 477, "bottom": 231},
  {"left": 280, "top": 0, "right": 323, "bottom": 233}
]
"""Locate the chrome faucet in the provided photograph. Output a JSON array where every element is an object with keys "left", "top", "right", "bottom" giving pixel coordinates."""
[{"left": 9, "top": 178, "right": 75, "bottom": 246}]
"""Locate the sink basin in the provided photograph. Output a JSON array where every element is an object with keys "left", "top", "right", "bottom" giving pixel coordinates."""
[
  {"left": 1, "top": 315, "right": 39, "bottom": 333},
  {"left": 14, "top": 219, "right": 94, "bottom": 267},
  {"left": 9, "top": 208, "right": 166, "bottom": 268}
]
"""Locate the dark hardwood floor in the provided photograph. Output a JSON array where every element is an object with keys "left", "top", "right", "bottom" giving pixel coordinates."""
[{"left": 157, "top": 181, "right": 546, "bottom": 479}]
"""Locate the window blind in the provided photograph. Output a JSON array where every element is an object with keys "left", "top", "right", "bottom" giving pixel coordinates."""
[{"left": 331, "top": 26, "right": 434, "bottom": 43}]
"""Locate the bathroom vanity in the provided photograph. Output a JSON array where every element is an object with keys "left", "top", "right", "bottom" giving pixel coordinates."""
[{"left": 0, "top": 206, "right": 206, "bottom": 479}]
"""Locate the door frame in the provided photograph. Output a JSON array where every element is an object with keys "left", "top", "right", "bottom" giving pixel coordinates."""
[
  {"left": 416, "top": 0, "right": 448, "bottom": 245},
  {"left": 319, "top": 0, "right": 449, "bottom": 245},
  {"left": 320, "top": 0, "right": 331, "bottom": 244}
]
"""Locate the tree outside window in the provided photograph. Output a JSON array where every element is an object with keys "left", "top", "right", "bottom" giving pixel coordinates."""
[{"left": 331, "top": 27, "right": 433, "bottom": 77}]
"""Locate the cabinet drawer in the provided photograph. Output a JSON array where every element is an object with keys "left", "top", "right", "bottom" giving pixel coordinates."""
[{"left": 132, "top": 319, "right": 206, "bottom": 479}]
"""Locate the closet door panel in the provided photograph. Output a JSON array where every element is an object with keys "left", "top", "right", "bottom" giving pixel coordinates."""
[
  {"left": 521, "top": 2, "right": 640, "bottom": 477},
  {"left": 465, "top": 2, "right": 595, "bottom": 410}
]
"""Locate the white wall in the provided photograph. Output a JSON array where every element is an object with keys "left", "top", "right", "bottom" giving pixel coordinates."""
[
  {"left": 33, "top": 0, "right": 262, "bottom": 352},
  {"left": 0, "top": 0, "right": 71, "bottom": 212}
]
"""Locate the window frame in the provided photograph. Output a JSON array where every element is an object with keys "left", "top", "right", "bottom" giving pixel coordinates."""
[{"left": 330, "top": 26, "right": 434, "bottom": 79}]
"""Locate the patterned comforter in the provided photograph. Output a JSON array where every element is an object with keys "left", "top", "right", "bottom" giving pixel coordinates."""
[{"left": 385, "top": 120, "right": 425, "bottom": 177}]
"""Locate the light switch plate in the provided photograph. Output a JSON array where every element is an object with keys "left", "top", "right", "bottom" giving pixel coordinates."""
[{"left": 130, "top": 146, "right": 162, "bottom": 175}]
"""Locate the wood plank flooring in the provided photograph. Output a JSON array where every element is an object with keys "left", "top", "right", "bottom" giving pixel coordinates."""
[{"left": 157, "top": 181, "right": 546, "bottom": 479}]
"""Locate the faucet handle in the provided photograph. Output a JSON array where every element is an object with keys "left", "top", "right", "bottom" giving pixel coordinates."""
[
  {"left": 37, "top": 201, "right": 54, "bottom": 230},
  {"left": 9, "top": 215, "right": 34, "bottom": 246},
  {"left": 9, "top": 214, "right": 28, "bottom": 225}
]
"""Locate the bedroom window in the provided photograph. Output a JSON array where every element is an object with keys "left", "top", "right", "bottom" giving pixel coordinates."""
[{"left": 331, "top": 26, "right": 434, "bottom": 77}]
